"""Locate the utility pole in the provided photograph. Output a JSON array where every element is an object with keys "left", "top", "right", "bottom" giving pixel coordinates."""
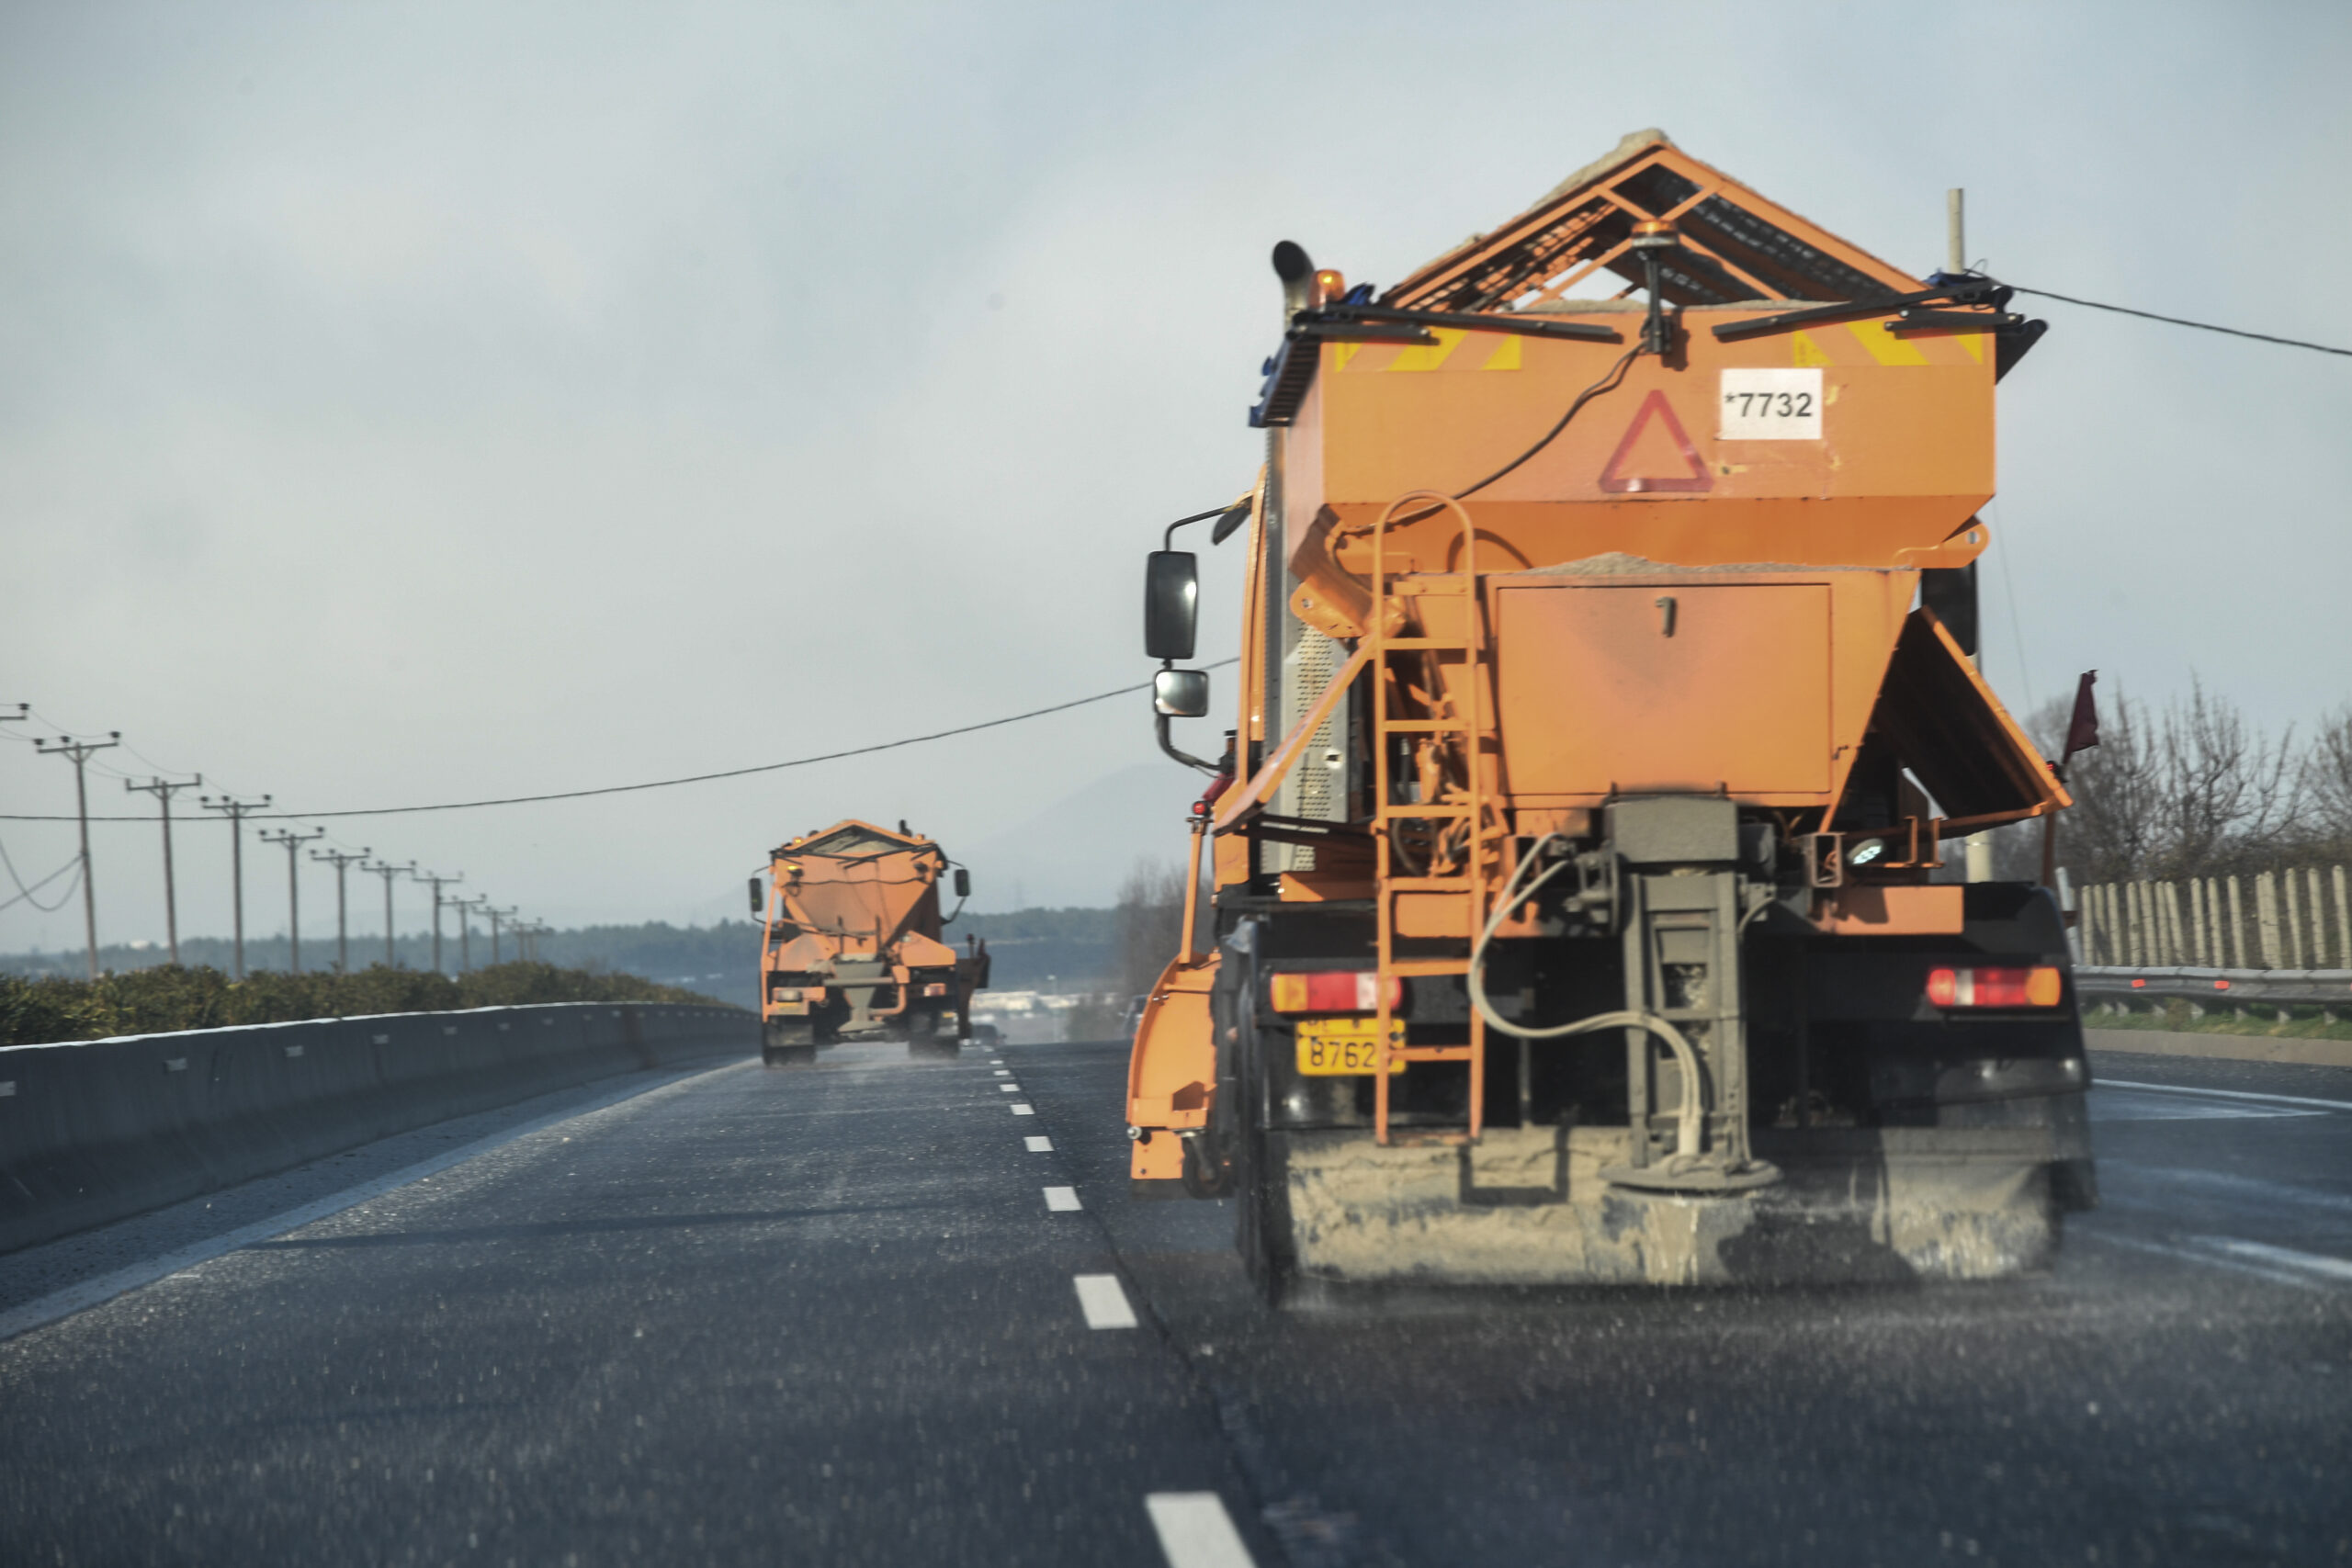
[
  {"left": 366, "top": 859, "right": 414, "bottom": 967},
  {"left": 480, "top": 905, "right": 516, "bottom": 965},
  {"left": 1947, "top": 186, "right": 1965, "bottom": 275},
  {"left": 201, "top": 794, "right": 273, "bottom": 977},
  {"left": 413, "top": 870, "right": 462, "bottom": 974},
  {"left": 123, "top": 773, "right": 202, "bottom": 965},
  {"left": 452, "top": 894, "right": 489, "bottom": 972},
  {"left": 258, "top": 827, "right": 325, "bottom": 973},
  {"left": 311, "top": 845, "right": 373, "bottom": 973},
  {"left": 35, "top": 730, "right": 121, "bottom": 979}
]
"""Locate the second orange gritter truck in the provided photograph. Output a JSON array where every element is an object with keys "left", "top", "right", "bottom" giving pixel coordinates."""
[{"left": 752, "top": 819, "right": 989, "bottom": 1064}]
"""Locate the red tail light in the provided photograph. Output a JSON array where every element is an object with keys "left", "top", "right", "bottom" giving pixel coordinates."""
[
  {"left": 1268, "top": 970, "right": 1401, "bottom": 1013},
  {"left": 1927, "top": 966, "right": 2064, "bottom": 1009}
]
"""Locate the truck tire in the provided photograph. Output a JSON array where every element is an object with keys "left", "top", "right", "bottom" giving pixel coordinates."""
[{"left": 1231, "top": 1014, "right": 1295, "bottom": 1306}]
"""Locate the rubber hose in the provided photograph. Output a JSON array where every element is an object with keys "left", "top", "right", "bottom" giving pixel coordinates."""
[{"left": 1465, "top": 835, "right": 1708, "bottom": 1162}]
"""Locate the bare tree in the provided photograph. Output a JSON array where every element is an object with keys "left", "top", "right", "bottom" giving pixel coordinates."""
[
  {"left": 2149, "top": 679, "right": 2300, "bottom": 877},
  {"left": 2039, "top": 678, "right": 2310, "bottom": 885},
  {"left": 1114, "top": 858, "right": 1192, "bottom": 1002},
  {"left": 2302, "top": 705, "right": 2352, "bottom": 852}
]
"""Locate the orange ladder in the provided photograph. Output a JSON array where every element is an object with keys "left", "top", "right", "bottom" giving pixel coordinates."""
[{"left": 1367, "top": 491, "right": 1498, "bottom": 1146}]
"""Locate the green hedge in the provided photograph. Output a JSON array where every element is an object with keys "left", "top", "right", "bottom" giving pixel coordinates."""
[{"left": 0, "top": 963, "right": 734, "bottom": 1048}]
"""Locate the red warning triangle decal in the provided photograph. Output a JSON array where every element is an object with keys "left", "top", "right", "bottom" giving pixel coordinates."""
[{"left": 1598, "top": 390, "right": 1713, "bottom": 494}]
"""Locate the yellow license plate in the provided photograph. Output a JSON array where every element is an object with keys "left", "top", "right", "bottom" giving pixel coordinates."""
[{"left": 1295, "top": 1017, "right": 1407, "bottom": 1075}]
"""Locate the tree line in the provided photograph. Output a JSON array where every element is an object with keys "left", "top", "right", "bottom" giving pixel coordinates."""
[
  {"left": 2009, "top": 688, "right": 2351, "bottom": 886},
  {"left": 0, "top": 960, "right": 725, "bottom": 1048}
]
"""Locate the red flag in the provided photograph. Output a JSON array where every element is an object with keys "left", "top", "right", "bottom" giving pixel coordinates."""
[{"left": 2063, "top": 671, "right": 2099, "bottom": 761}]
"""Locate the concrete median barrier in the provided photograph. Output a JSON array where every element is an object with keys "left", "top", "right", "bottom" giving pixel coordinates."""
[{"left": 0, "top": 1002, "right": 755, "bottom": 1256}]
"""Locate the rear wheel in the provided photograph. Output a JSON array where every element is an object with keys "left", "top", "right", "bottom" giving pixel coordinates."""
[{"left": 1231, "top": 1013, "right": 1295, "bottom": 1306}]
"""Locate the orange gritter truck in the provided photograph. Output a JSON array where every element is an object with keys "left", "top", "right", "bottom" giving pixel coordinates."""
[
  {"left": 1125, "top": 130, "right": 2092, "bottom": 1301},
  {"left": 751, "top": 819, "right": 989, "bottom": 1063}
]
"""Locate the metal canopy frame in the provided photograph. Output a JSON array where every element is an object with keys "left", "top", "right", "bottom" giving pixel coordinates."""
[{"left": 1381, "top": 131, "right": 1924, "bottom": 316}]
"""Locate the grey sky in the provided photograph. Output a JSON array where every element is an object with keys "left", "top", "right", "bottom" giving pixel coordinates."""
[{"left": 4, "top": 1, "right": 2347, "bottom": 954}]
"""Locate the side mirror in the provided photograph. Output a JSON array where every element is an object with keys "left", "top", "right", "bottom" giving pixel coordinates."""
[
  {"left": 1154, "top": 667, "right": 1211, "bottom": 718},
  {"left": 1144, "top": 550, "right": 1199, "bottom": 661},
  {"left": 953, "top": 868, "right": 971, "bottom": 899},
  {"left": 748, "top": 875, "right": 764, "bottom": 917}
]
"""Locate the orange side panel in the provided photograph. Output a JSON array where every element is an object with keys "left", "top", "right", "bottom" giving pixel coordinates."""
[
  {"left": 1813, "top": 885, "right": 1965, "bottom": 936},
  {"left": 1492, "top": 582, "right": 1832, "bottom": 796},
  {"left": 1471, "top": 568, "right": 1911, "bottom": 810},
  {"left": 1394, "top": 890, "right": 1473, "bottom": 938}
]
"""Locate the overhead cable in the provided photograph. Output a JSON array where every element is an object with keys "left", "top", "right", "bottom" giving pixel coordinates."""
[
  {"left": 2001, "top": 282, "right": 2351, "bottom": 358},
  {"left": 0, "top": 660, "right": 1239, "bottom": 823},
  {"left": 0, "top": 841, "right": 84, "bottom": 913}
]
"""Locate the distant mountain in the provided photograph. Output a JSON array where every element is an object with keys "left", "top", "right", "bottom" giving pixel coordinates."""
[{"left": 957, "top": 761, "right": 1203, "bottom": 912}]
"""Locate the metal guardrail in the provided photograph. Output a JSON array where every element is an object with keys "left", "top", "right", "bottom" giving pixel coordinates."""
[{"left": 2075, "top": 964, "right": 2352, "bottom": 1010}]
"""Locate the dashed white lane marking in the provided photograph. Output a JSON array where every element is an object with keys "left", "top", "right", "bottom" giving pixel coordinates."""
[
  {"left": 999, "top": 1083, "right": 1021, "bottom": 1093},
  {"left": 1024, "top": 1135, "right": 1054, "bottom": 1153},
  {"left": 989, "top": 1057, "right": 1003, "bottom": 1065},
  {"left": 1044, "top": 1185, "right": 1082, "bottom": 1212},
  {"left": 1146, "top": 1492, "right": 1257, "bottom": 1568},
  {"left": 1073, "top": 1273, "right": 1137, "bottom": 1329},
  {"left": 2099, "top": 1078, "right": 2352, "bottom": 1114},
  {"left": 993, "top": 1068, "right": 1012, "bottom": 1077},
  {"left": 1012, "top": 1103, "right": 1035, "bottom": 1116}
]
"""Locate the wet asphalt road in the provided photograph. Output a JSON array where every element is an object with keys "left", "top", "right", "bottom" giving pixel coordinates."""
[{"left": 1, "top": 1041, "right": 2346, "bottom": 1566}]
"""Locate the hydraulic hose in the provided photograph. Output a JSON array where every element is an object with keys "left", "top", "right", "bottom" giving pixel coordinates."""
[{"left": 1464, "top": 834, "right": 1708, "bottom": 1164}]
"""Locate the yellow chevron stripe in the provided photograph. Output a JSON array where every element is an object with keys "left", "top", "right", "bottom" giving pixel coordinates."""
[
  {"left": 1849, "top": 319, "right": 1929, "bottom": 367},
  {"left": 1387, "top": 327, "right": 1465, "bottom": 372}
]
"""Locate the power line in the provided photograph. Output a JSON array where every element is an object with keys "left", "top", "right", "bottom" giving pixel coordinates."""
[
  {"left": 2001, "top": 281, "right": 2352, "bottom": 358},
  {"left": 0, "top": 840, "right": 83, "bottom": 913},
  {"left": 0, "top": 662, "right": 1238, "bottom": 823}
]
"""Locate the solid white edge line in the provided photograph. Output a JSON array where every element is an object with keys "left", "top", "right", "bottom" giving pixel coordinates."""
[
  {"left": 1044, "top": 1185, "right": 1082, "bottom": 1212},
  {"left": 2099, "top": 1078, "right": 2352, "bottom": 1113},
  {"left": 1146, "top": 1492, "right": 1257, "bottom": 1568},
  {"left": 2196, "top": 1235, "right": 2352, "bottom": 1282},
  {"left": 1024, "top": 1135, "right": 1053, "bottom": 1152},
  {"left": 1073, "top": 1272, "right": 1138, "bottom": 1329},
  {"left": 0, "top": 1063, "right": 740, "bottom": 1345}
]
